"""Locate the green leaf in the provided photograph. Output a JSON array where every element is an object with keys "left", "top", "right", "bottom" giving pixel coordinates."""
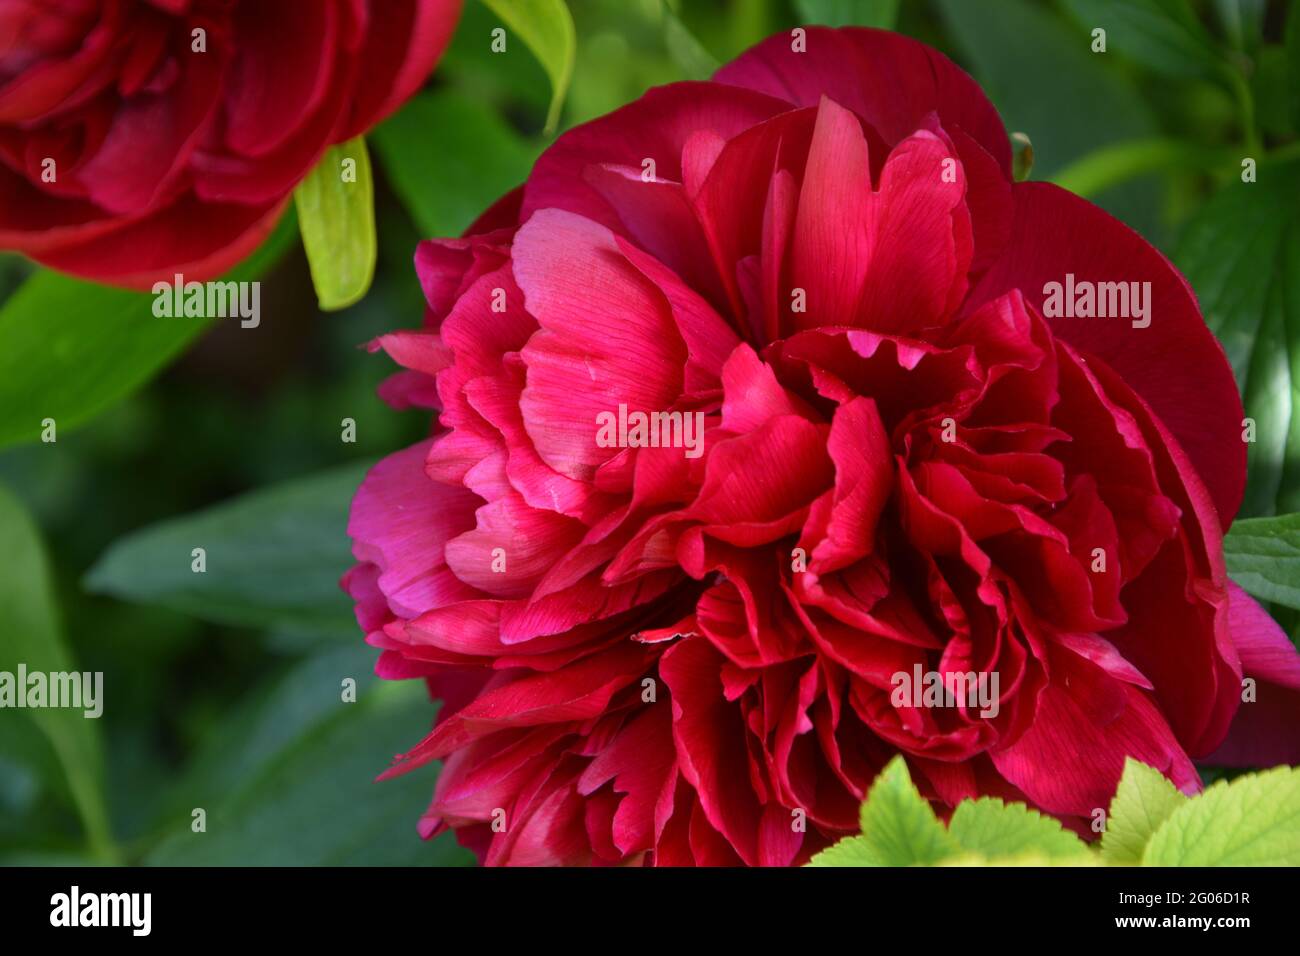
[
  {"left": 661, "top": 2, "right": 719, "bottom": 80},
  {"left": 1175, "top": 157, "right": 1300, "bottom": 516},
  {"left": 948, "top": 797, "right": 1090, "bottom": 860},
  {"left": 373, "top": 89, "right": 540, "bottom": 240},
  {"left": 294, "top": 137, "right": 377, "bottom": 311},
  {"left": 0, "top": 483, "right": 115, "bottom": 862},
  {"left": 1064, "top": 0, "right": 1230, "bottom": 81},
  {"left": 435, "top": 1, "right": 550, "bottom": 122},
  {"left": 1287, "top": 0, "right": 1300, "bottom": 131},
  {"left": 1253, "top": 46, "right": 1296, "bottom": 140},
  {"left": 935, "top": 0, "right": 1163, "bottom": 242},
  {"left": 1213, "top": 0, "right": 1266, "bottom": 52},
  {"left": 856, "top": 756, "right": 960, "bottom": 865},
  {"left": 1101, "top": 758, "right": 1189, "bottom": 864},
  {"left": 481, "top": 0, "right": 576, "bottom": 133},
  {"left": 0, "top": 212, "right": 295, "bottom": 451},
  {"left": 939, "top": 850, "right": 1101, "bottom": 866},
  {"left": 1143, "top": 765, "right": 1300, "bottom": 865},
  {"left": 1051, "top": 138, "right": 1236, "bottom": 199},
  {"left": 1224, "top": 512, "right": 1300, "bottom": 608},
  {"left": 810, "top": 760, "right": 1098, "bottom": 866},
  {"left": 793, "top": 0, "right": 901, "bottom": 29},
  {"left": 146, "top": 670, "right": 469, "bottom": 866},
  {"left": 162, "top": 644, "right": 381, "bottom": 813},
  {"left": 84, "top": 461, "right": 368, "bottom": 637},
  {"left": 806, "top": 835, "right": 880, "bottom": 866}
]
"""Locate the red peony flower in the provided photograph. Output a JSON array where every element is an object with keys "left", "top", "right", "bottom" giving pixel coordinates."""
[
  {"left": 346, "top": 26, "right": 1300, "bottom": 865},
  {"left": 0, "top": 0, "right": 461, "bottom": 288}
]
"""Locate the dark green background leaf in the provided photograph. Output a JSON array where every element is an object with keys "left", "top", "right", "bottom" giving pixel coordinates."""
[
  {"left": 373, "top": 89, "right": 540, "bottom": 240},
  {"left": 1176, "top": 157, "right": 1300, "bottom": 516},
  {"left": 1064, "top": 0, "right": 1229, "bottom": 80},
  {"left": 663, "top": 1, "right": 720, "bottom": 78},
  {"left": 936, "top": 0, "right": 1164, "bottom": 242},
  {"left": 1287, "top": 0, "right": 1300, "bottom": 130},
  {"left": 146, "top": 654, "right": 469, "bottom": 866},
  {"left": 794, "top": 0, "right": 900, "bottom": 29},
  {"left": 1225, "top": 511, "right": 1300, "bottom": 611},
  {"left": 481, "top": 0, "right": 576, "bottom": 132},
  {"left": 0, "top": 482, "right": 114, "bottom": 861},
  {"left": 0, "top": 214, "right": 296, "bottom": 451},
  {"left": 84, "top": 461, "right": 368, "bottom": 637}
]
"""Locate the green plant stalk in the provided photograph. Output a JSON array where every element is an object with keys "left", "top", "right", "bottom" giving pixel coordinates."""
[
  {"left": 47, "top": 731, "right": 120, "bottom": 865},
  {"left": 1227, "top": 67, "right": 1262, "bottom": 159},
  {"left": 1051, "top": 139, "right": 1239, "bottom": 198}
]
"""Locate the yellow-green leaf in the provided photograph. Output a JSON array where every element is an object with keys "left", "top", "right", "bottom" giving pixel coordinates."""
[
  {"left": 938, "top": 850, "right": 1102, "bottom": 867},
  {"left": 482, "top": 0, "right": 576, "bottom": 133},
  {"left": 294, "top": 137, "right": 377, "bottom": 311},
  {"left": 949, "top": 796, "right": 1090, "bottom": 860},
  {"left": 1144, "top": 765, "right": 1300, "bottom": 866},
  {"left": 1102, "top": 758, "right": 1189, "bottom": 864},
  {"left": 806, "top": 835, "right": 880, "bottom": 867},
  {"left": 857, "top": 756, "right": 961, "bottom": 865}
]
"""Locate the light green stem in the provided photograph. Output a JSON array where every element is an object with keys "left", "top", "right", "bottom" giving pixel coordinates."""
[{"left": 1051, "top": 139, "right": 1238, "bottom": 198}]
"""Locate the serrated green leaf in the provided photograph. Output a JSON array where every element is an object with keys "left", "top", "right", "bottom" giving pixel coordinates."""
[
  {"left": 1176, "top": 158, "right": 1300, "bottom": 516},
  {"left": 0, "top": 214, "right": 294, "bottom": 451},
  {"left": 372, "top": 89, "right": 539, "bottom": 240},
  {"left": 1224, "top": 513, "right": 1300, "bottom": 609},
  {"left": 84, "top": 461, "right": 368, "bottom": 636},
  {"left": 294, "top": 136, "right": 377, "bottom": 311},
  {"left": 1144, "top": 765, "right": 1300, "bottom": 865},
  {"left": 794, "top": 0, "right": 901, "bottom": 29},
  {"left": 481, "top": 0, "right": 575, "bottom": 133},
  {"left": 948, "top": 797, "right": 1090, "bottom": 860},
  {"left": 806, "top": 835, "right": 881, "bottom": 866},
  {"left": 1101, "top": 758, "right": 1189, "bottom": 864},
  {"left": 857, "top": 756, "right": 960, "bottom": 865},
  {"left": 0, "top": 483, "right": 114, "bottom": 862},
  {"left": 939, "top": 850, "right": 1101, "bottom": 866}
]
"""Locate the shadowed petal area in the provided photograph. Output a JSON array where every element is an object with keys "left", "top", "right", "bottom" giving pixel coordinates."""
[
  {"left": 991, "top": 648, "right": 1201, "bottom": 816},
  {"left": 967, "top": 182, "right": 1246, "bottom": 525},
  {"left": 1207, "top": 583, "right": 1300, "bottom": 766}
]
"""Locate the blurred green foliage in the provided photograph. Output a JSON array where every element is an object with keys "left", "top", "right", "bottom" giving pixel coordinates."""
[{"left": 1, "top": 0, "right": 1297, "bottom": 866}]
